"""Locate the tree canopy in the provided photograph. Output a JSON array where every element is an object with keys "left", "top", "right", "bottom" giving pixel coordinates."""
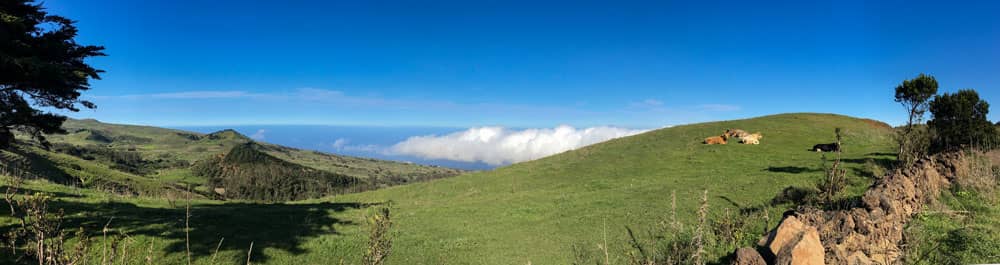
[
  {"left": 928, "top": 89, "right": 995, "bottom": 151},
  {"left": 895, "top": 73, "right": 939, "bottom": 114},
  {"left": 0, "top": 0, "right": 105, "bottom": 148}
]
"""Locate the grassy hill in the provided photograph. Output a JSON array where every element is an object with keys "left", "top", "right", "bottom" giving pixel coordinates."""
[
  {"left": 1, "top": 118, "right": 462, "bottom": 198},
  {"left": 192, "top": 142, "right": 361, "bottom": 201},
  {"left": 313, "top": 113, "right": 897, "bottom": 264},
  {"left": 0, "top": 113, "right": 905, "bottom": 264}
]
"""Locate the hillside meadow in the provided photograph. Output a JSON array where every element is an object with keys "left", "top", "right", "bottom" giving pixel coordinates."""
[
  {"left": 0, "top": 113, "right": 900, "bottom": 264},
  {"left": 321, "top": 113, "right": 896, "bottom": 264}
]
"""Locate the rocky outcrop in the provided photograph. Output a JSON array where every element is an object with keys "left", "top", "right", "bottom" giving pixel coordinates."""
[
  {"left": 735, "top": 152, "right": 966, "bottom": 265},
  {"left": 733, "top": 247, "right": 767, "bottom": 265},
  {"left": 795, "top": 152, "right": 963, "bottom": 264},
  {"left": 772, "top": 227, "right": 824, "bottom": 265},
  {"left": 757, "top": 216, "right": 825, "bottom": 265}
]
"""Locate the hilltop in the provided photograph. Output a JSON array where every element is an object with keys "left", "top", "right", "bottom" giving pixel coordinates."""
[{"left": 192, "top": 142, "right": 361, "bottom": 201}]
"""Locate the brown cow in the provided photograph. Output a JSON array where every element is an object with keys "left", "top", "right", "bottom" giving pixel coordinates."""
[{"left": 704, "top": 135, "right": 728, "bottom": 145}]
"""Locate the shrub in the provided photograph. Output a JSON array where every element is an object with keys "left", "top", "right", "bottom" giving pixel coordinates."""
[
  {"left": 363, "top": 207, "right": 393, "bottom": 265},
  {"left": 861, "top": 158, "right": 889, "bottom": 179},
  {"left": 897, "top": 125, "right": 932, "bottom": 167},
  {"left": 2, "top": 175, "right": 90, "bottom": 265},
  {"left": 816, "top": 129, "right": 847, "bottom": 205}
]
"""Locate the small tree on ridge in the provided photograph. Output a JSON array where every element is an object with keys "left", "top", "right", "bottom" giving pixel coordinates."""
[{"left": 894, "top": 74, "right": 938, "bottom": 164}]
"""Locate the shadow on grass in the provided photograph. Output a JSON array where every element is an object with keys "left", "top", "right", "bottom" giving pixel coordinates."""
[
  {"left": 0, "top": 185, "right": 83, "bottom": 198},
  {"left": 765, "top": 166, "right": 821, "bottom": 174},
  {"left": 2, "top": 199, "right": 382, "bottom": 263},
  {"left": 730, "top": 186, "right": 816, "bottom": 216},
  {"left": 2, "top": 146, "right": 78, "bottom": 185}
]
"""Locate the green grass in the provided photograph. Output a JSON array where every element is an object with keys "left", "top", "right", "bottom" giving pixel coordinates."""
[
  {"left": 0, "top": 177, "right": 375, "bottom": 265},
  {"left": 25, "top": 118, "right": 461, "bottom": 194},
  {"left": 1, "top": 113, "right": 900, "bottom": 264},
  {"left": 903, "top": 153, "right": 1000, "bottom": 265},
  {"left": 320, "top": 113, "right": 896, "bottom": 264}
]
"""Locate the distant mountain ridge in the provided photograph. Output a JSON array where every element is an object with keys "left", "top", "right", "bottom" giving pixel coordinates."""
[{"left": 1, "top": 118, "right": 463, "bottom": 200}]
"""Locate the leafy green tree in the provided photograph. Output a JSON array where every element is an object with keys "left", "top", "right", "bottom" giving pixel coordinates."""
[
  {"left": 0, "top": 0, "right": 105, "bottom": 149},
  {"left": 894, "top": 74, "right": 938, "bottom": 163},
  {"left": 928, "top": 89, "right": 995, "bottom": 151}
]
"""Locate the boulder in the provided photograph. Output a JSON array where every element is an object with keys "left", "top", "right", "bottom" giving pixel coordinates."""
[
  {"left": 762, "top": 216, "right": 804, "bottom": 254},
  {"left": 732, "top": 247, "right": 766, "bottom": 265},
  {"left": 774, "top": 227, "right": 824, "bottom": 265},
  {"left": 761, "top": 216, "right": 825, "bottom": 265}
]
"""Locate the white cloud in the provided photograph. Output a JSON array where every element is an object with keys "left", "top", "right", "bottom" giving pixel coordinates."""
[
  {"left": 331, "top": 138, "right": 349, "bottom": 149},
  {"left": 250, "top": 129, "right": 267, "bottom": 140},
  {"left": 389, "top": 125, "right": 648, "bottom": 165}
]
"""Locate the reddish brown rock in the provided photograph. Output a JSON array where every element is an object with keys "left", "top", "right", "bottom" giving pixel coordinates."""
[
  {"left": 732, "top": 247, "right": 766, "bottom": 265},
  {"left": 739, "top": 152, "right": 969, "bottom": 264},
  {"left": 794, "top": 152, "right": 966, "bottom": 264},
  {"left": 757, "top": 215, "right": 825, "bottom": 265},
  {"left": 773, "top": 224, "right": 824, "bottom": 265}
]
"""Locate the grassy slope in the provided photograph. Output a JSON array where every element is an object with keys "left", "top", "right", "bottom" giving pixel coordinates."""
[
  {"left": 41, "top": 118, "right": 461, "bottom": 186},
  {"left": 0, "top": 113, "right": 898, "bottom": 264},
  {"left": 319, "top": 113, "right": 896, "bottom": 264}
]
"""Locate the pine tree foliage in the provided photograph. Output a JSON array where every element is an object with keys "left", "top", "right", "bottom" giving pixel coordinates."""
[{"left": 0, "top": 0, "right": 105, "bottom": 149}]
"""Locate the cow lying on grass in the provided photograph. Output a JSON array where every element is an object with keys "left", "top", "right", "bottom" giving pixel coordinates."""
[
  {"left": 741, "top": 132, "right": 762, "bottom": 144},
  {"left": 812, "top": 143, "right": 840, "bottom": 152},
  {"left": 725, "top": 129, "right": 749, "bottom": 138},
  {"left": 704, "top": 135, "right": 727, "bottom": 145}
]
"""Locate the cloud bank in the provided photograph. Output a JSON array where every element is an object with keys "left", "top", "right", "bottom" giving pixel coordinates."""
[{"left": 389, "top": 125, "right": 648, "bottom": 165}]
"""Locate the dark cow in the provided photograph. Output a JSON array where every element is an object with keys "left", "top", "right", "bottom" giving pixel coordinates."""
[{"left": 812, "top": 143, "right": 840, "bottom": 152}]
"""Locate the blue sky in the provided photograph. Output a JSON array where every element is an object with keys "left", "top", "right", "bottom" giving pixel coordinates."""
[{"left": 44, "top": 0, "right": 999, "bottom": 128}]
